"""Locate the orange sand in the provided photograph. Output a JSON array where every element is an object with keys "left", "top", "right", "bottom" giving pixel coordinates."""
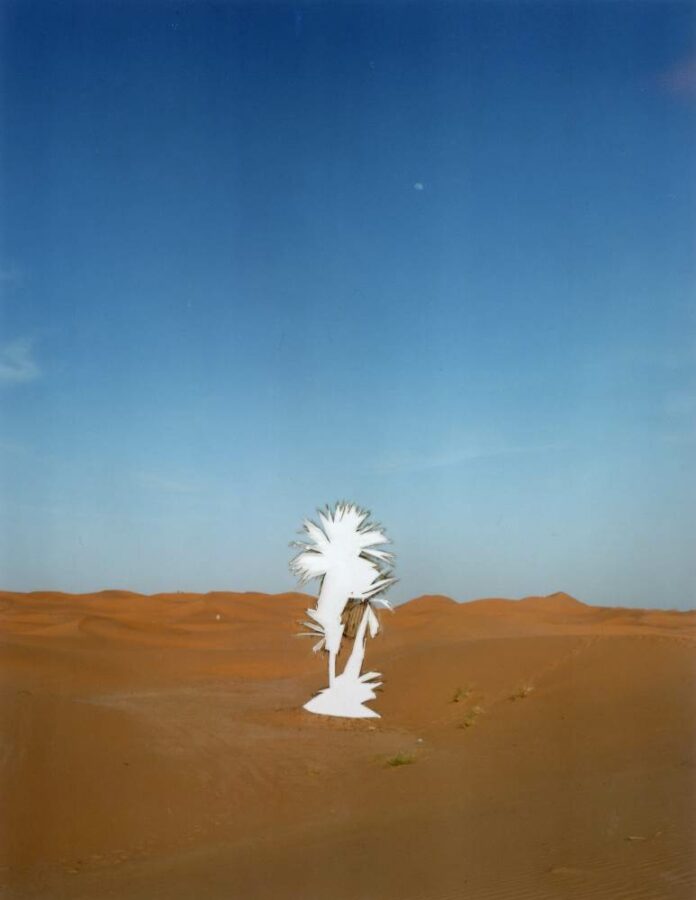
[{"left": 1, "top": 589, "right": 694, "bottom": 899}]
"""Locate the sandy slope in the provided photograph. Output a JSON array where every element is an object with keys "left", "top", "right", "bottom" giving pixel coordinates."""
[{"left": 0, "top": 589, "right": 694, "bottom": 900}]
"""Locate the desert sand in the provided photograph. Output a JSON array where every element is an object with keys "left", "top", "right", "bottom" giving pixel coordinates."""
[{"left": 1, "top": 588, "right": 694, "bottom": 900}]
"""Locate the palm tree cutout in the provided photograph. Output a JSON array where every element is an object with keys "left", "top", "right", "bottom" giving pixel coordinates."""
[{"left": 290, "top": 502, "right": 396, "bottom": 718}]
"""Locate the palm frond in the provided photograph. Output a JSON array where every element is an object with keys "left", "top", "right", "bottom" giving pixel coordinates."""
[
  {"left": 359, "top": 574, "right": 397, "bottom": 601},
  {"left": 289, "top": 502, "right": 396, "bottom": 591}
]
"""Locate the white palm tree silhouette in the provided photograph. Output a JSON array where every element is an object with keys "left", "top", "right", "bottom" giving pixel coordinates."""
[{"left": 290, "top": 502, "right": 396, "bottom": 718}]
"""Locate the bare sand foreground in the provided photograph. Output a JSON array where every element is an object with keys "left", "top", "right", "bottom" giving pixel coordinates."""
[{"left": 1, "top": 589, "right": 695, "bottom": 900}]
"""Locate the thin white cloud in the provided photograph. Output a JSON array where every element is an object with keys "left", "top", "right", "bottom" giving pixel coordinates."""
[
  {"left": 0, "top": 338, "right": 40, "bottom": 386},
  {"left": 661, "top": 390, "right": 696, "bottom": 446},
  {"left": 0, "top": 264, "right": 22, "bottom": 288},
  {"left": 0, "top": 438, "right": 28, "bottom": 454},
  {"left": 137, "top": 471, "right": 198, "bottom": 495},
  {"left": 661, "top": 430, "right": 696, "bottom": 446},
  {"left": 374, "top": 440, "right": 565, "bottom": 475},
  {"left": 658, "top": 55, "right": 696, "bottom": 97},
  {"left": 663, "top": 390, "right": 696, "bottom": 417}
]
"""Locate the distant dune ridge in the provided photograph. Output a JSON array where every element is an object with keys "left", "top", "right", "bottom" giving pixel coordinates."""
[{"left": 1, "top": 589, "right": 694, "bottom": 899}]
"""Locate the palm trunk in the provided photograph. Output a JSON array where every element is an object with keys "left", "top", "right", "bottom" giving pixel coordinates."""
[{"left": 341, "top": 606, "right": 370, "bottom": 681}]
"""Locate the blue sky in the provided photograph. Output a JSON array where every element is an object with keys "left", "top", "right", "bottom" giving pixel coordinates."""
[{"left": 1, "top": 1, "right": 694, "bottom": 607}]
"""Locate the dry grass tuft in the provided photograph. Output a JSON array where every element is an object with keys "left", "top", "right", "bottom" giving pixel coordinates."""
[
  {"left": 452, "top": 685, "right": 473, "bottom": 703},
  {"left": 457, "top": 705, "right": 484, "bottom": 728},
  {"left": 385, "top": 752, "right": 416, "bottom": 767},
  {"left": 510, "top": 684, "right": 534, "bottom": 701}
]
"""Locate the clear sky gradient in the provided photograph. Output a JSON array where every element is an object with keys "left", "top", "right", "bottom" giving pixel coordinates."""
[{"left": 1, "top": 1, "right": 694, "bottom": 607}]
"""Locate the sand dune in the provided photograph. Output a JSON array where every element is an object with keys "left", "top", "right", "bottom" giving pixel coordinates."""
[{"left": 1, "top": 590, "right": 694, "bottom": 899}]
